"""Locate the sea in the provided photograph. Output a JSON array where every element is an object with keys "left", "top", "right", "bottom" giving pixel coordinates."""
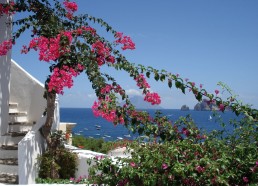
[{"left": 60, "top": 108, "right": 240, "bottom": 141}]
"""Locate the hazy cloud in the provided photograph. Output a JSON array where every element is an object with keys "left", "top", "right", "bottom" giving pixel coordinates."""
[
  {"left": 87, "top": 93, "right": 97, "bottom": 99},
  {"left": 125, "top": 89, "right": 142, "bottom": 96}
]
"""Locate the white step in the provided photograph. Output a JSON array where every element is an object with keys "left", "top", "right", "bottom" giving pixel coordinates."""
[
  {"left": 0, "top": 149, "right": 18, "bottom": 159},
  {"left": 9, "top": 103, "right": 18, "bottom": 113},
  {"left": 0, "top": 164, "right": 18, "bottom": 175},
  {"left": 0, "top": 135, "right": 25, "bottom": 146},
  {"left": 9, "top": 108, "right": 18, "bottom": 114},
  {"left": 8, "top": 125, "right": 32, "bottom": 133},
  {"left": 0, "top": 173, "right": 18, "bottom": 184},
  {"left": 9, "top": 102, "right": 18, "bottom": 106},
  {"left": 9, "top": 113, "right": 28, "bottom": 123}
]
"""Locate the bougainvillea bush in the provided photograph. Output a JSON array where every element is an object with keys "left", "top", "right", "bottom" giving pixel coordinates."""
[
  {"left": 89, "top": 114, "right": 258, "bottom": 185},
  {"left": 1, "top": 0, "right": 258, "bottom": 184}
]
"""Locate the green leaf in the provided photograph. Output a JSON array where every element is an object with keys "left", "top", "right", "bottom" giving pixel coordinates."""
[
  {"left": 181, "top": 86, "right": 185, "bottom": 94},
  {"left": 175, "top": 81, "right": 181, "bottom": 88},
  {"left": 146, "top": 71, "right": 150, "bottom": 78},
  {"left": 196, "top": 92, "right": 202, "bottom": 101},
  {"left": 154, "top": 73, "right": 159, "bottom": 81},
  {"left": 168, "top": 80, "right": 172, "bottom": 88},
  {"left": 160, "top": 74, "right": 166, "bottom": 81}
]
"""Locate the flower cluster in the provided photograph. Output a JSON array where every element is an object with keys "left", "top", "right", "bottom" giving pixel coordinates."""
[
  {"left": 144, "top": 92, "right": 161, "bottom": 105},
  {"left": 0, "top": 39, "right": 12, "bottom": 56},
  {"left": 115, "top": 32, "right": 135, "bottom": 50},
  {"left": 195, "top": 165, "right": 205, "bottom": 173},
  {"left": 48, "top": 64, "right": 84, "bottom": 94},
  {"left": 63, "top": 1, "right": 78, "bottom": 19},
  {"left": 0, "top": 2, "right": 15, "bottom": 16},
  {"left": 26, "top": 31, "right": 73, "bottom": 62},
  {"left": 91, "top": 40, "right": 115, "bottom": 66},
  {"left": 92, "top": 97, "right": 124, "bottom": 124},
  {"left": 81, "top": 26, "right": 96, "bottom": 35},
  {"left": 181, "top": 127, "right": 190, "bottom": 137},
  {"left": 69, "top": 175, "right": 88, "bottom": 184},
  {"left": 134, "top": 74, "right": 150, "bottom": 89},
  {"left": 100, "top": 84, "right": 124, "bottom": 96}
]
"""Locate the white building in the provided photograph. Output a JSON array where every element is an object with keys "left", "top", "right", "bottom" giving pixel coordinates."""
[{"left": 0, "top": 0, "right": 59, "bottom": 184}]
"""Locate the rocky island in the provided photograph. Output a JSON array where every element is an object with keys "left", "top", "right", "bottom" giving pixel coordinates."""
[
  {"left": 181, "top": 105, "right": 190, "bottom": 111},
  {"left": 194, "top": 99, "right": 218, "bottom": 111}
]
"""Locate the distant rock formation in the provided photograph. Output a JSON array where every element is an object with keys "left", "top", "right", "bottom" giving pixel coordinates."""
[
  {"left": 194, "top": 99, "right": 217, "bottom": 111},
  {"left": 120, "top": 96, "right": 163, "bottom": 109},
  {"left": 181, "top": 105, "right": 190, "bottom": 111}
]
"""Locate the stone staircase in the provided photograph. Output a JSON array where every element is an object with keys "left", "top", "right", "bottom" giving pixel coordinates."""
[{"left": 0, "top": 103, "right": 35, "bottom": 184}]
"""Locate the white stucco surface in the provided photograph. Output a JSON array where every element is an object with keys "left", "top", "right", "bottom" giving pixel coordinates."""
[
  {"left": 65, "top": 144, "right": 106, "bottom": 179},
  {"left": 0, "top": 0, "right": 12, "bottom": 135},
  {"left": 10, "top": 60, "right": 46, "bottom": 123},
  {"left": 12, "top": 59, "right": 60, "bottom": 184},
  {"left": 18, "top": 116, "right": 46, "bottom": 184}
]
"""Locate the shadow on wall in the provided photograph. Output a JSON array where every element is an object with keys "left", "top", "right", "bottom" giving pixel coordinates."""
[{"left": 0, "top": 8, "right": 12, "bottom": 135}]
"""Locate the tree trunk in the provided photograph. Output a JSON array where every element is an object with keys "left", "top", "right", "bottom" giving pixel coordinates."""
[{"left": 41, "top": 91, "right": 56, "bottom": 147}]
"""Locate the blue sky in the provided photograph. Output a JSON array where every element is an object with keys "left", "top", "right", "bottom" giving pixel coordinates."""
[{"left": 12, "top": 0, "right": 258, "bottom": 109}]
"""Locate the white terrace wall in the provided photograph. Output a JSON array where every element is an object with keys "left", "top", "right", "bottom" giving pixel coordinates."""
[
  {"left": 12, "top": 59, "right": 61, "bottom": 184},
  {"left": 18, "top": 115, "right": 46, "bottom": 184},
  {"left": 10, "top": 59, "right": 46, "bottom": 126},
  {"left": 0, "top": 0, "right": 12, "bottom": 135}
]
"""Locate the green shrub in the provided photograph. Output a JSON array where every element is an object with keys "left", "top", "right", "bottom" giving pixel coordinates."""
[
  {"left": 38, "top": 131, "right": 78, "bottom": 179},
  {"left": 88, "top": 115, "right": 258, "bottom": 185},
  {"left": 36, "top": 177, "right": 88, "bottom": 184},
  {"left": 72, "top": 136, "right": 114, "bottom": 153}
]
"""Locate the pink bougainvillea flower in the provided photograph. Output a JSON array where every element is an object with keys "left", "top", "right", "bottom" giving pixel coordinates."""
[
  {"left": 115, "top": 32, "right": 123, "bottom": 38},
  {"left": 95, "top": 155, "right": 105, "bottom": 160},
  {"left": 115, "top": 32, "right": 135, "bottom": 50},
  {"left": 215, "top": 89, "right": 219, "bottom": 95},
  {"left": 195, "top": 165, "right": 205, "bottom": 173},
  {"left": 130, "top": 162, "right": 136, "bottom": 167},
  {"left": 181, "top": 127, "right": 190, "bottom": 137},
  {"left": 66, "top": 12, "right": 73, "bottom": 19},
  {"left": 0, "top": 39, "right": 13, "bottom": 56},
  {"left": 27, "top": 31, "right": 73, "bottom": 62},
  {"left": 63, "top": 1, "right": 78, "bottom": 12},
  {"left": 219, "top": 103, "right": 225, "bottom": 111},
  {"left": 91, "top": 97, "right": 125, "bottom": 124},
  {"left": 0, "top": 2, "right": 16, "bottom": 16},
  {"left": 82, "top": 26, "right": 96, "bottom": 35},
  {"left": 20, "top": 45, "right": 28, "bottom": 54},
  {"left": 48, "top": 64, "right": 83, "bottom": 94},
  {"left": 91, "top": 40, "right": 115, "bottom": 66},
  {"left": 134, "top": 74, "right": 150, "bottom": 89},
  {"left": 144, "top": 92, "right": 161, "bottom": 105},
  {"left": 63, "top": 0, "right": 77, "bottom": 19},
  {"left": 191, "top": 82, "right": 195, "bottom": 87},
  {"left": 162, "top": 163, "right": 168, "bottom": 170},
  {"left": 243, "top": 177, "right": 249, "bottom": 183}
]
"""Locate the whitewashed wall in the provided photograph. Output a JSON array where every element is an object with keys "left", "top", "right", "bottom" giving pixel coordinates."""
[
  {"left": 18, "top": 100, "right": 60, "bottom": 185},
  {"left": 65, "top": 145, "right": 106, "bottom": 179},
  {"left": 0, "top": 0, "right": 12, "bottom": 134},
  {"left": 18, "top": 116, "right": 46, "bottom": 184},
  {"left": 10, "top": 59, "right": 46, "bottom": 123},
  {"left": 11, "top": 60, "right": 60, "bottom": 184}
]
